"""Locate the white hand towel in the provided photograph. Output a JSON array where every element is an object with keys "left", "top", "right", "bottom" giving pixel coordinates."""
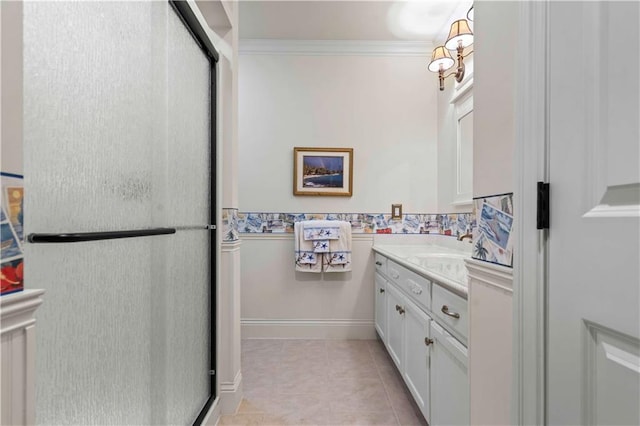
[
  {"left": 302, "top": 220, "right": 340, "bottom": 241},
  {"left": 324, "top": 221, "right": 352, "bottom": 273},
  {"left": 295, "top": 222, "right": 322, "bottom": 273}
]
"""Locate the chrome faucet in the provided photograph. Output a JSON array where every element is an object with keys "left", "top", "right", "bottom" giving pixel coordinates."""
[{"left": 457, "top": 232, "right": 473, "bottom": 242}]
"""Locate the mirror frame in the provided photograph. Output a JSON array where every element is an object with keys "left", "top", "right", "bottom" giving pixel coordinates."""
[{"left": 451, "top": 80, "right": 473, "bottom": 206}]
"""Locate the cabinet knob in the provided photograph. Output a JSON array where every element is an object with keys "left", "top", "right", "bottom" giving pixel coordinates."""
[
  {"left": 375, "top": 261, "right": 383, "bottom": 266},
  {"left": 424, "top": 338, "right": 434, "bottom": 346},
  {"left": 441, "top": 305, "right": 460, "bottom": 319},
  {"left": 379, "top": 288, "right": 385, "bottom": 293}
]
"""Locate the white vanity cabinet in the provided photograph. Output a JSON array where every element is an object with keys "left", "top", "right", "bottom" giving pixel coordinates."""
[
  {"left": 385, "top": 281, "right": 405, "bottom": 370},
  {"left": 382, "top": 277, "right": 432, "bottom": 422},
  {"left": 374, "top": 272, "right": 387, "bottom": 341},
  {"left": 373, "top": 249, "right": 469, "bottom": 425},
  {"left": 403, "top": 298, "right": 432, "bottom": 421},
  {"left": 1, "top": 289, "right": 45, "bottom": 425},
  {"left": 430, "top": 321, "right": 469, "bottom": 426}
]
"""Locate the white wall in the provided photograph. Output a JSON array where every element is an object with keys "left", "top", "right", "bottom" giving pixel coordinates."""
[
  {"left": 238, "top": 51, "right": 438, "bottom": 213},
  {"left": 1, "top": 1, "right": 23, "bottom": 175},
  {"left": 241, "top": 234, "right": 376, "bottom": 339},
  {"left": 473, "top": 2, "right": 516, "bottom": 197},
  {"left": 203, "top": 0, "right": 243, "bottom": 417},
  {"left": 469, "top": 2, "right": 518, "bottom": 425},
  {"left": 237, "top": 47, "right": 438, "bottom": 338}
]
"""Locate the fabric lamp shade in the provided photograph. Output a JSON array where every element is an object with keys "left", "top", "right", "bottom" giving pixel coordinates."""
[
  {"left": 428, "top": 46, "right": 455, "bottom": 72},
  {"left": 444, "top": 19, "right": 474, "bottom": 50}
]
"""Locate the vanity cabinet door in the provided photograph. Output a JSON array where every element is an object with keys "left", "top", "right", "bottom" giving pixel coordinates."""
[
  {"left": 403, "top": 298, "right": 432, "bottom": 423},
  {"left": 374, "top": 272, "right": 387, "bottom": 342},
  {"left": 385, "top": 283, "right": 405, "bottom": 371},
  {"left": 430, "top": 321, "right": 469, "bottom": 426}
]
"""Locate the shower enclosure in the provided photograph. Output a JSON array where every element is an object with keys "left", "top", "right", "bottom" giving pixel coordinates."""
[{"left": 23, "top": 1, "right": 217, "bottom": 424}]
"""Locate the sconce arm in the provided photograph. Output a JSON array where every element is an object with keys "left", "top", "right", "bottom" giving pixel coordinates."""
[{"left": 443, "top": 71, "right": 459, "bottom": 80}]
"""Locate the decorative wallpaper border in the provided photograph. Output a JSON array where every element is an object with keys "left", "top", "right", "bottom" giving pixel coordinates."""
[
  {"left": 222, "top": 208, "right": 239, "bottom": 242},
  {"left": 234, "top": 212, "right": 475, "bottom": 239},
  {"left": 472, "top": 193, "right": 514, "bottom": 268}
]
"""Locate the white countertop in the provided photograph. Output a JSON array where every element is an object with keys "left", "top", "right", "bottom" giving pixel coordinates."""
[{"left": 372, "top": 244, "right": 471, "bottom": 298}]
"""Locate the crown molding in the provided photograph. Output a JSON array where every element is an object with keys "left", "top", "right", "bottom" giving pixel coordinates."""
[{"left": 239, "top": 39, "right": 433, "bottom": 57}]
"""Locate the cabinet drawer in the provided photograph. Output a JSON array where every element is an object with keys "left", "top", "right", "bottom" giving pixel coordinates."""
[
  {"left": 388, "top": 259, "right": 431, "bottom": 312},
  {"left": 432, "top": 284, "right": 468, "bottom": 344},
  {"left": 402, "top": 268, "right": 431, "bottom": 313},
  {"left": 374, "top": 253, "right": 387, "bottom": 276},
  {"left": 386, "top": 259, "right": 402, "bottom": 281}
]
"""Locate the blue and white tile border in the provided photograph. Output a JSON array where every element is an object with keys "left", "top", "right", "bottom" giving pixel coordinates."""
[
  {"left": 472, "top": 192, "right": 514, "bottom": 267},
  {"left": 236, "top": 211, "right": 475, "bottom": 238},
  {"left": 222, "top": 208, "right": 239, "bottom": 242}
]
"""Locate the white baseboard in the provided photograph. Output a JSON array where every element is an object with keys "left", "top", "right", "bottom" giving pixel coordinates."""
[
  {"left": 241, "top": 318, "right": 376, "bottom": 339},
  {"left": 219, "top": 370, "right": 243, "bottom": 416}
]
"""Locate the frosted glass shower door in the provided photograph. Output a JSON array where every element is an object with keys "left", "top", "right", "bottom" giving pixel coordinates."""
[
  {"left": 162, "top": 4, "right": 214, "bottom": 424},
  {"left": 23, "top": 1, "right": 215, "bottom": 424}
]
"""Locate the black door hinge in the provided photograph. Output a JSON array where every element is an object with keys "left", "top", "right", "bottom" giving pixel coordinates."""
[{"left": 537, "top": 182, "right": 550, "bottom": 230}]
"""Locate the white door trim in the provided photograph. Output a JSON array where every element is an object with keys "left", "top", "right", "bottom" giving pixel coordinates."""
[{"left": 512, "top": 1, "right": 549, "bottom": 425}]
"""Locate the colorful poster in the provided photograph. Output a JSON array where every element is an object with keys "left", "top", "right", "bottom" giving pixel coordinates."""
[
  {"left": 472, "top": 193, "right": 514, "bottom": 267},
  {"left": 1, "top": 173, "right": 24, "bottom": 295}
]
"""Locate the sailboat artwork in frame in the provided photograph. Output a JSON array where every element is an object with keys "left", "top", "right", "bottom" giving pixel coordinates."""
[{"left": 293, "top": 147, "right": 353, "bottom": 197}]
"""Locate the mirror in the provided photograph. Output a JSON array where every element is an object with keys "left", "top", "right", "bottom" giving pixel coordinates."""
[{"left": 453, "top": 92, "right": 473, "bottom": 205}]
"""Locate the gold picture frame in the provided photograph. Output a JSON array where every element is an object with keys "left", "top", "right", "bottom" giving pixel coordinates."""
[{"left": 293, "top": 147, "right": 353, "bottom": 196}]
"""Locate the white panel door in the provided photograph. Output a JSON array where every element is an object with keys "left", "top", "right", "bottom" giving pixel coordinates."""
[
  {"left": 547, "top": 2, "right": 640, "bottom": 424},
  {"left": 374, "top": 272, "right": 387, "bottom": 342},
  {"left": 403, "top": 298, "right": 431, "bottom": 423},
  {"left": 386, "top": 283, "right": 405, "bottom": 370}
]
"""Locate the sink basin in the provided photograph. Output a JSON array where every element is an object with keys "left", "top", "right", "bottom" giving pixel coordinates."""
[
  {"left": 373, "top": 244, "right": 471, "bottom": 285},
  {"left": 409, "top": 253, "right": 468, "bottom": 260},
  {"left": 406, "top": 254, "right": 468, "bottom": 283},
  {"left": 376, "top": 245, "right": 469, "bottom": 259}
]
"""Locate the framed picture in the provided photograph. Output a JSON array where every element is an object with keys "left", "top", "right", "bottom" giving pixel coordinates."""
[{"left": 293, "top": 147, "right": 353, "bottom": 196}]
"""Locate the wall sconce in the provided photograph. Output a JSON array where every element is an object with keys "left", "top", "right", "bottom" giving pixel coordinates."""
[{"left": 428, "top": 18, "right": 474, "bottom": 91}]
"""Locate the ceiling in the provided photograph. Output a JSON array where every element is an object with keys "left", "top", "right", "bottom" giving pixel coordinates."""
[{"left": 239, "top": 1, "right": 472, "bottom": 42}]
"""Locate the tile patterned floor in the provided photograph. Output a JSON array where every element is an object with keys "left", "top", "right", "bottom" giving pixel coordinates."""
[{"left": 219, "top": 339, "right": 428, "bottom": 426}]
